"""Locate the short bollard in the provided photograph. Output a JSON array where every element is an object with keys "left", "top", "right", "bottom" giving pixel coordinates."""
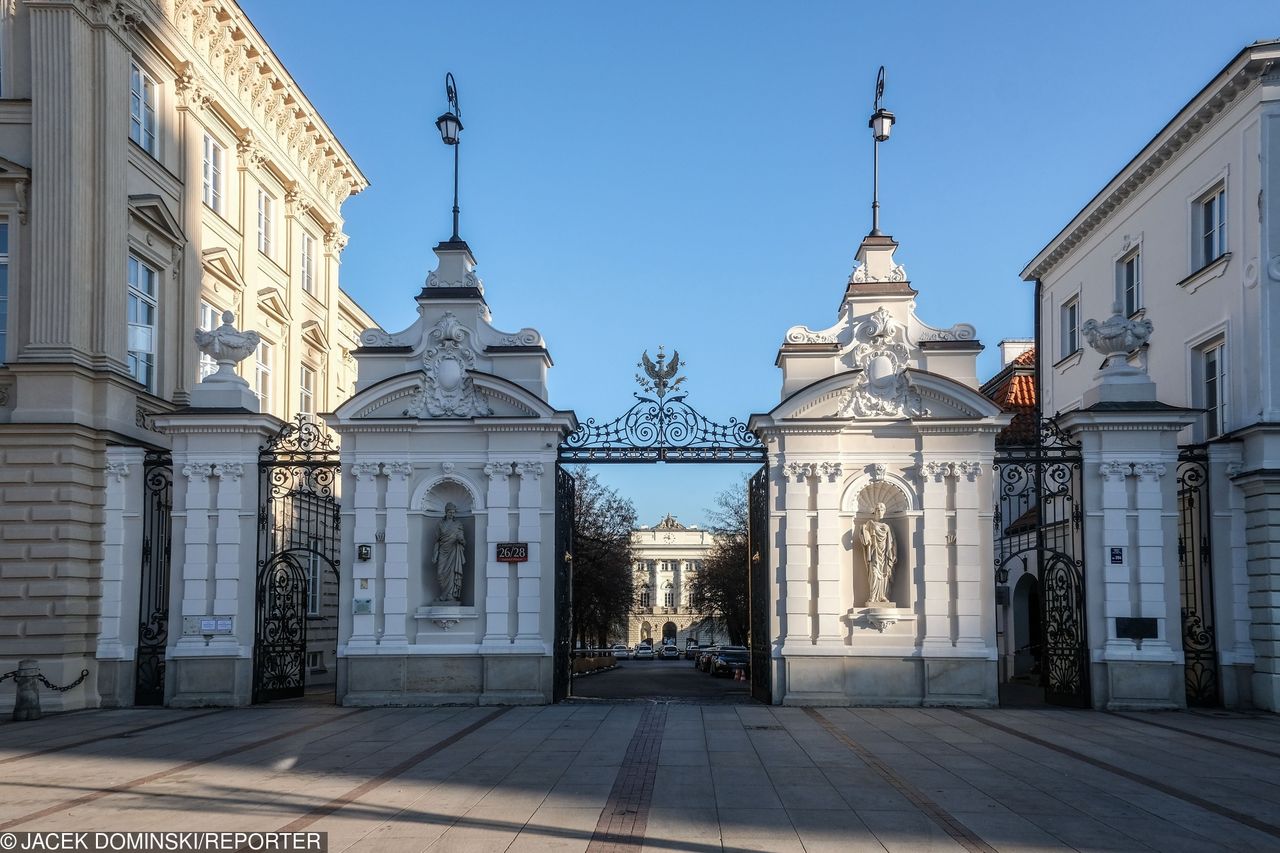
[{"left": 0, "top": 659, "right": 90, "bottom": 722}]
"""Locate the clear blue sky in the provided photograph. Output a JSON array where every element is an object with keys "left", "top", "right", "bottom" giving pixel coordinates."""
[{"left": 244, "top": 1, "right": 1277, "bottom": 527}]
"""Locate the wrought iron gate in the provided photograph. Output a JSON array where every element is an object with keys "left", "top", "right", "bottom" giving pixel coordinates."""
[
  {"left": 553, "top": 465, "right": 575, "bottom": 702},
  {"left": 1177, "top": 445, "right": 1218, "bottom": 706},
  {"left": 747, "top": 465, "right": 771, "bottom": 704},
  {"left": 254, "top": 416, "right": 341, "bottom": 703},
  {"left": 994, "top": 418, "right": 1090, "bottom": 708},
  {"left": 135, "top": 451, "right": 172, "bottom": 706}
]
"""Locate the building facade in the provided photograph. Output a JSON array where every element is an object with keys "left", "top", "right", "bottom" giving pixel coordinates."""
[
  {"left": 0, "top": 0, "right": 373, "bottom": 711},
  {"left": 625, "top": 514, "right": 725, "bottom": 648},
  {"left": 1022, "top": 41, "right": 1280, "bottom": 710}
]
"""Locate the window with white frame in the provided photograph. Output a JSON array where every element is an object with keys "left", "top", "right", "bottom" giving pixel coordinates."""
[
  {"left": 127, "top": 254, "right": 158, "bottom": 392},
  {"left": 663, "top": 584, "right": 675, "bottom": 608},
  {"left": 1200, "top": 340, "right": 1228, "bottom": 439},
  {"left": 202, "top": 134, "right": 224, "bottom": 213},
  {"left": 197, "top": 301, "right": 219, "bottom": 380},
  {"left": 306, "top": 544, "right": 322, "bottom": 616},
  {"left": 1060, "top": 296, "right": 1080, "bottom": 359},
  {"left": 257, "top": 190, "right": 275, "bottom": 257},
  {"left": 129, "top": 61, "right": 158, "bottom": 156},
  {"left": 0, "top": 223, "right": 8, "bottom": 365},
  {"left": 254, "top": 340, "right": 272, "bottom": 410},
  {"left": 306, "top": 650, "right": 324, "bottom": 672},
  {"left": 1118, "top": 250, "right": 1141, "bottom": 316},
  {"left": 300, "top": 231, "right": 316, "bottom": 295},
  {"left": 299, "top": 363, "right": 316, "bottom": 417},
  {"left": 1196, "top": 185, "right": 1227, "bottom": 268},
  {"left": 639, "top": 587, "right": 651, "bottom": 609}
]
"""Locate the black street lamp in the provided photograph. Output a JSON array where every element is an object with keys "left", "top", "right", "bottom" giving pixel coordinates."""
[
  {"left": 435, "top": 72, "right": 464, "bottom": 243},
  {"left": 868, "top": 66, "right": 895, "bottom": 236}
]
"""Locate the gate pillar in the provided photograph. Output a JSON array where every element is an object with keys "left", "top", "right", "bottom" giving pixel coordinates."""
[
  {"left": 94, "top": 445, "right": 146, "bottom": 707},
  {"left": 1057, "top": 311, "right": 1196, "bottom": 710}
]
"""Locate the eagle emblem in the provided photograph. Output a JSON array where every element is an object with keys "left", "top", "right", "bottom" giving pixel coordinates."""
[{"left": 635, "top": 346, "right": 687, "bottom": 399}]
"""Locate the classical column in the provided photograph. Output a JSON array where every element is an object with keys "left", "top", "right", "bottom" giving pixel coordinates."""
[
  {"left": 954, "top": 461, "right": 987, "bottom": 650},
  {"left": 814, "top": 462, "right": 844, "bottom": 644},
  {"left": 1211, "top": 453, "right": 1254, "bottom": 677},
  {"left": 348, "top": 462, "right": 381, "bottom": 647},
  {"left": 381, "top": 462, "right": 412, "bottom": 646},
  {"left": 97, "top": 448, "right": 144, "bottom": 662},
  {"left": 781, "top": 462, "right": 814, "bottom": 645},
  {"left": 515, "top": 461, "right": 545, "bottom": 646},
  {"left": 1234, "top": 470, "right": 1280, "bottom": 710},
  {"left": 918, "top": 460, "right": 952, "bottom": 651},
  {"left": 482, "top": 461, "right": 513, "bottom": 645},
  {"left": 174, "top": 462, "right": 214, "bottom": 650}
]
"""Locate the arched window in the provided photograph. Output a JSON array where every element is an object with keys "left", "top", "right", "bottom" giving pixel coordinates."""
[
  {"left": 639, "top": 587, "right": 651, "bottom": 609},
  {"left": 663, "top": 583, "right": 675, "bottom": 608}
]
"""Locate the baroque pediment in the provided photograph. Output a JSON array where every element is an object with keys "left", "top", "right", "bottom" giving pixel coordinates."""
[{"left": 775, "top": 368, "right": 1002, "bottom": 422}]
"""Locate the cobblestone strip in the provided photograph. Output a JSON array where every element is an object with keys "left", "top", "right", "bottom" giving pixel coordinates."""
[
  {"left": 955, "top": 708, "right": 1280, "bottom": 840},
  {"left": 585, "top": 704, "right": 668, "bottom": 853},
  {"left": 1110, "top": 711, "right": 1280, "bottom": 760},
  {"left": 803, "top": 708, "right": 997, "bottom": 853},
  {"left": 278, "top": 706, "right": 511, "bottom": 831},
  {"left": 0, "top": 710, "right": 226, "bottom": 766},
  {"left": 0, "top": 708, "right": 369, "bottom": 830}
]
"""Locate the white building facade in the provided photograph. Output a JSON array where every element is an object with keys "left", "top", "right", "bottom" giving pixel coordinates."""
[
  {"left": 1022, "top": 41, "right": 1280, "bottom": 710},
  {"left": 0, "top": 0, "right": 373, "bottom": 711},
  {"left": 625, "top": 515, "right": 726, "bottom": 648}
]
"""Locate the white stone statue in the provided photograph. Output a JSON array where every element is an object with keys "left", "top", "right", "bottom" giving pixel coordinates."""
[
  {"left": 433, "top": 502, "right": 466, "bottom": 603},
  {"left": 193, "top": 310, "right": 261, "bottom": 385},
  {"left": 860, "top": 502, "right": 896, "bottom": 604}
]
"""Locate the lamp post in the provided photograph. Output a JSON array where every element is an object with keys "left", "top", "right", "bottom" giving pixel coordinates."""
[
  {"left": 435, "top": 72, "right": 464, "bottom": 243},
  {"left": 868, "top": 65, "right": 895, "bottom": 237}
]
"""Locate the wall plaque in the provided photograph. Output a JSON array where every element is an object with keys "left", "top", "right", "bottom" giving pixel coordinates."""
[{"left": 496, "top": 542, "right": 529, "bottom": 563}]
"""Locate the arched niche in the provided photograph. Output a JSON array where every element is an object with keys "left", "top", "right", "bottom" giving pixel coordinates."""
[
  {"left": 841, "top": 477, "right": 916, "bottom": 609},
  {"left": 415, "top": 475, "right": 484, "bottom": 608}
]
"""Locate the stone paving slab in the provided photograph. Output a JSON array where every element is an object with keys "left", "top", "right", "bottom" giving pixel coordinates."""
[{"left": 1, "top": 702, "right": 1279, "bottom": 852}]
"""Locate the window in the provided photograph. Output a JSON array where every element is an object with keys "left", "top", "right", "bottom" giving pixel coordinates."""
[
  {"left": 202, "top": 135, "right": 224, "bottom": 213},
  {"left": 639, "top": 587, "right": 651, "bottom": 609},
  {"left": 300, "top": 231, "right": 316, "bottom": 295},
  {"left": 1118, "top": 250, "right": 1141, "bottom": 316},
  {"left": 306, "top": 651, "right": 324, "bottom": 672},
  {"left": 254, "top": 340, "right": 272, "bottom": 410},
  {"left": 129, "top": 61, "right": 158, "bottom": 156},
  {"left": 1197, "top": 185, "right": 1226, "bottom": 267},
  {"left": 1060, "top": 296, "right": 1080, "bottom": 359},
  {"left": 197, "top": 301, "right": 219, "bottom": 380},
  {"left": 0, "top": 223, "right": 8, "bottom": 366},
  {"left": 306, "top": 545, "right": 322, "bottom": 616},
  {"left": 1202, "top": 341, "right": 1227, "bottom": 439},
  {"left": 127, "top": 254, "right": 158, "bottom": 392},
  {"left": 299, "top": 364, "right": 316, "bottom": 417},
  {"left": 663, "top": 585, "right": 675, "bottom": 608},
  {"left": 257, "top": 189, "right": 275, "bottom": 257}
]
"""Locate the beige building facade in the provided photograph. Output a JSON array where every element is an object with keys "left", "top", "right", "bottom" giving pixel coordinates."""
[
  {"left": 0, "top": 0, "right": 373, "bottom": 710},
  {"left": 624, "top": 515, "right": 725, "bottom": 648}
]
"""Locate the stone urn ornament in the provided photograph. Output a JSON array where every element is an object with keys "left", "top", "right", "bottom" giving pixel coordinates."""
[
  {"left": 1081, "top": 303, "right": 1153, "bottom": 371},
  {"left": 193, "top": 310, "right": 261, "bottom": 386}
]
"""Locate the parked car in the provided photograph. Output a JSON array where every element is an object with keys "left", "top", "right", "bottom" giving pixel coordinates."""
[
  {"left": 659, "top": 645, "right": 680, "bottom": 660},
  {"left": 632, "top": 645, "right": 656, "bottom": 661},
  {"left": 697, "top": 646, "right": 720, "bottom": 672},
  {"left": 683, "top": 644, "right": 701, "bottom": 660},
  {"left": 711, "top": 648, "right": 750, "bottom": 678},
  {"left": 611, "top": 644, "right": 630, "bottom": 660}
]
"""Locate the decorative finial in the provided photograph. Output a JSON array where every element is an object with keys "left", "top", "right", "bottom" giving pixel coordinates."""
[
  {"left": 193, "top": 311, "right": 261, "bottom": 386},
  {"left": 635, "top": 345, "right": 687, "bottom": 399},
  {"left": 1082, "top": 303, "right": 1153, "bottom": 371}
]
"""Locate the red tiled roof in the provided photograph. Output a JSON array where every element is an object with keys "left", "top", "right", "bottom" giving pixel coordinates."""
[
  {"left": 1011, "top": 347, "right": 1037, "bottom": 367},
  {"left": 981, "top": 348, "right": 1037, "bottom": 445}
]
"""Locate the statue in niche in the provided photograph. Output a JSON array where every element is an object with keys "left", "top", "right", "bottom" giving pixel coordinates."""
[
  {"left": 433, "top": 502, "right": 466, "bottom": 603},
  {"left": 860, "top": 502, "right": 897, "bottom": 604}
]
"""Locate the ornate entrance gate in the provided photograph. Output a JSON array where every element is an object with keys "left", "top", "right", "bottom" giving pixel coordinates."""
[
  {"left": 135, "top": 451, "right": 172, "bottom": 706},
  {"left": 1176, "top": 445, "right": 1218, "bottom": 706},
  {"left": 254, "top": 416, "right": 341, "bottom": 703},
  {"left": 553, "top": 465, "right": 575, "bottom": 702},
  {"left": 994, "top": 418, "right": 1090, "bottom": 708},
  {"left": 555, "top": 348, "right": 768, "bottom": 701}
]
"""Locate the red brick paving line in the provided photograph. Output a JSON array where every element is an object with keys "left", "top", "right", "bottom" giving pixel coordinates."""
[
  {"left": 275, "top": 706, "right": 512, "bottom": 832},
  {"left": 1109, "top": 710, "right": 1280, "bottom": 760},
  {"left": 0, "top": 710, "right": 227, "bottom": 766},
  {"left": 585, "top": 704, "right": 668, "bottom": 853},
  {"left": 954, "top": 708, "right": 1280, "bottom": 841},
  {"left": 802, "top": 708, "right": 998, "bottom": 853},
  {"left": 0, "top": 707, "right": 370, "bottom": 831}
]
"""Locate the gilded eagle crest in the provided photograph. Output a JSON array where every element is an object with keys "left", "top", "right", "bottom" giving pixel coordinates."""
[{"left": 635, "top": 346, "right": 687, "bottom": 399}]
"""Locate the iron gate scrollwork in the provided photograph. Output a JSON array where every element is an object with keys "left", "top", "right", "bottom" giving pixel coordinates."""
[
  {"left": 994, "top": 417, "right": 1089, "bottom": 708},
  {"left": 135, "top": 451, "right": 172, "bottom": 706},
  {"left": 254, "top": 415, "right": 341, "bottom": 703},
  {"left": 1177, "top": 445, "right": 1218, "bottom": 706},
  {"left": 747, "top": 465, "right": 771, "bottom": 704},
  {"left": 553, "top": 465, "right": 575, "bottom": 702}
]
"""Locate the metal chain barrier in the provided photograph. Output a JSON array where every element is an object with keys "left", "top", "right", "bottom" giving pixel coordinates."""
[
  {"left": 38, "top": 669, "right": 90, "bottom": 692},
  {"left": 4, "top": 660, "right": 91, "bottom": 721}
]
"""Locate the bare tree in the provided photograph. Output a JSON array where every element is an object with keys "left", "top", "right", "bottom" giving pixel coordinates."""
[
  {"left": 568, "top": 466, "right": 637, "bottom": 648},
  {"left": 687, "top": 476, "right": 750, "bottom": 646}
]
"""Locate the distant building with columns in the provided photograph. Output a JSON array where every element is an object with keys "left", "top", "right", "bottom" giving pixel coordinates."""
[
  {"left": 0, "top": 0, "right": 374, "bottom": 710},
  {"left": 625, "top": 515, "right": 726, "bottom": 648}
]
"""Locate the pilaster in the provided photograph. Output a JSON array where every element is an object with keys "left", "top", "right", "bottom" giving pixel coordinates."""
[
  {"left": 953, "top": 460, "right": 986, "bottom": 650},
  {"left": 348, "top": 462, "right": 381, "bottom": 648},
  {"left": 918, "top": 460, "right": 952, "bottom": 651},
  {"left": 515, "top": 461, "right": 546, "bottom": 646},
  {"left": 813, "top": 462, "right": 843, "bottom": 645},
  {"left": 381, "top": 461, "right": 412, "bottom": 647},
  {"left": 482, "top": 461, "right": 513, "bottom": 645},
  {"left": 97, "top": 447, "right": 144, "bottom": 662},
  {"left": 781, "top": 462, "right": 814, "bottom": 645}
]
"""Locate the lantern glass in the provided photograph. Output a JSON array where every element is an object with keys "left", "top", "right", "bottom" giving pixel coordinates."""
[
  {"left": 436, "top": 112, "right": 462, "bottom": 145},
  {"left": 870, "top": 109, "right": 894, "bottom": 142}
]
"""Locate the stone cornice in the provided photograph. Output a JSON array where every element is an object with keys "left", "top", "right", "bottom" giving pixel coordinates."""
[
  {"left": 143, "top": 0, "right": 369, "bottom": 220},
  {"left": 1022, "top": 43, "right": 1280, "bottom": 282}
]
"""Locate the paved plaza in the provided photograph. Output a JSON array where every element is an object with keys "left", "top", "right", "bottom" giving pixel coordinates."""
[{"left": 2, "top": 699, "right": 1279, "bottom": 853}]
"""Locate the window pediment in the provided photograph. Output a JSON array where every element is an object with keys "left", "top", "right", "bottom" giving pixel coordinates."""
[
  {"left": 257, "top": 286, "right": 293, "bottom": 322},
  {"left": 201, "top": 247, "right": 246, "bottom": 291},
  {"left": 128, "top": 194, "right": 186, "bottom": 248}
]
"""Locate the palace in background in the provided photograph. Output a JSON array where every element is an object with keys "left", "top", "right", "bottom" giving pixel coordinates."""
[
  {"left": 0, "top": 0, "right": 375, "bottom": 707},
  {"left": 625, "top": 514, "right": 727, "bottom": 648}
]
